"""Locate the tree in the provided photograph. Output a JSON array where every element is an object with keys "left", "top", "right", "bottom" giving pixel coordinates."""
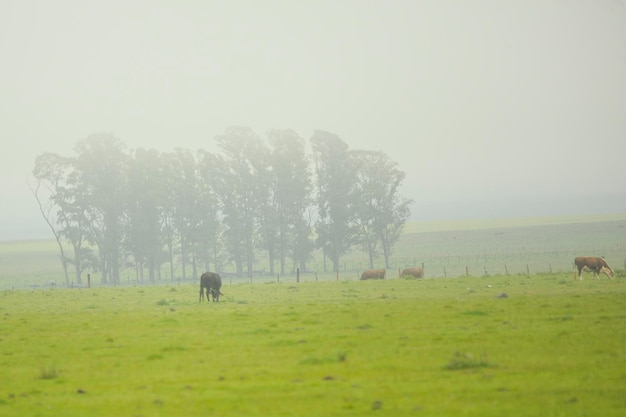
[
  {"left": 30, "top": 152, "right": 72, "bottom": 285},
  {"left": 126, "top": 148, "right": 167, "bottom": 282},
  {"left": 267, "top": 129, "right": 314, "bottom": 274},
  {"left": 73, "top": 134, "right": 129, "bottom": 285},
  {"left": 310, "top": 131, "right": 356, "bottom": 272},
  {"left": 195, "top": 150, "right": 223, "bottom": 273},
  {"left": 214, "top": 127, "right": 270, "bottom": 276},
  {"left": 350, "top": 150, "right": 412, "bottom": 268},
  {"left": 160, "top": 149, "right": 200, "bottom": 281},
  {"left": 31, "top": 152, "right": 100, "bottom": 285}
]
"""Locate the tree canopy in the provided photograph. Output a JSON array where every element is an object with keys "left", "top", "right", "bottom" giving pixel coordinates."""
[{"left": 31, "top": 128, "right": 412, "bottom": 283}]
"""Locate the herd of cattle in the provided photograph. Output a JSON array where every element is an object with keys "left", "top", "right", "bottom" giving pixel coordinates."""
[
  {"left": 359, "top": 267, "right": 424, "bottom": 280},
  {"left": 358, "top": 256, "right": 615, "bottom": 281},
  {"left": 198, "top": 256, "right": 615, "bottom": 302}
]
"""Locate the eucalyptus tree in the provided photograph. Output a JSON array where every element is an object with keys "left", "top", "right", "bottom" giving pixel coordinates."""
[
  {"left": 266, "top": 129, "right": 314, "bottom": 274},
  {"left": 73, "top": 134, "right": 129, "bottom": 285},
  {"left": 31, "top": 152, "right": 74, "bottom": 285},
  {"left": 310, "top": 131, "right": 356, "bottom": 273},
  {"left": 350, "top": 150, "right": 412, "bottom": 268},
  {"left": 160, "top": 149, "right": 201, "bottom": 281},
  {"left": 214, "top": 127, "right": 270, "bottom": 276},
  {"left": 126, "top": 148, "right": 167, "bottom": 282},
  {"left": 195, "top": 149, "right": 223, "bottom": 274}
]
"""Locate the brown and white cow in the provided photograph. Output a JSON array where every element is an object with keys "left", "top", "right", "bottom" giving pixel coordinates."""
[
  {"left": 360, "top": 269, "right": 386, "bottom": 280},
  {"left": 574, "top": 256, "right": 614, "bottom": 280}
]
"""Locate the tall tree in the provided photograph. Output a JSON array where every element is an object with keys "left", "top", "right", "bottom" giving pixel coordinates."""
[
  {"left": 310, "top": 131, "right": 356, "bottom": 272},
  {"left": 31, "top": 152, "right": 100, "bottom": 285},
  {"left": 267, "top": 129, "right": 314, "bottom": 274},
  {"left": 195, "top": 149, "right": 223, "bottom": 273},
  {"left": 214, "top": 127, "right": 270, "bottom": 276},
  {"left": 126, "top": 148, "right": 167, "bottom": 282},
  {"left": 350, "top": 150, "right": 412, "bottom": 268},
  {"left": 30, "top": 152, "right": 72, "bottom": 285},
  {"left": 160, "top": 149, "right": 199, "bottom": 281},
  {"left": 74, "top": 134, "right": 129, "bottom": 285}
]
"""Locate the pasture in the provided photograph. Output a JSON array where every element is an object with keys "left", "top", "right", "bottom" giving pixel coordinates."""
[{"left": 1, "top": 275, "right": 625, "bottom": 416}]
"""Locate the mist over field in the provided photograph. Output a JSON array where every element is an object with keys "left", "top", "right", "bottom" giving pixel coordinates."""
[{"left": 1, "top": 1, "right": 625, "bottom": 240}]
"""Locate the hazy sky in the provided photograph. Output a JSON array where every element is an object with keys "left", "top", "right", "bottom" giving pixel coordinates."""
[{"left": 2, "top": 1, "right": 625, "bottom": 240}]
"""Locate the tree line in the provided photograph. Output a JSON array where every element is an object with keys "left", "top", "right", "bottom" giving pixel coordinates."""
[{"left": 31, "top": 127, "right": 412, "bottom": 286}]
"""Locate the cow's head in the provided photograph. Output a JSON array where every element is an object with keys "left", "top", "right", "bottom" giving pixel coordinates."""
[{"left": 601, "top": 266, "right": 614, "bottom": 279}]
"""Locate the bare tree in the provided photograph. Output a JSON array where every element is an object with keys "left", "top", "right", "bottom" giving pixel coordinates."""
[{"left": 29, "top": 154, "right": 70, "bottom": 285}]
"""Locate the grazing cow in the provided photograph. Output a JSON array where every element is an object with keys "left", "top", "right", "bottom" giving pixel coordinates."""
[
  {"left": 199, "top": 272, "right": 223, "bottom": 302},
  {"left": 360, "top": 269, "right": 386, "bottom": 280},
  {"left": 401, "top": 267, "right": 424, "bottom": 279},
  {"left": 574, "top": 256, "right": 614, "bottom": 280}
]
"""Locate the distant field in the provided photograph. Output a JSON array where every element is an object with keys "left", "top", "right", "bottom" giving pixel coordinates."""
[
  {"left": 1, "top": 213, "right": 625, "bottom": 289},
  {"left": 313, "top": 213, "right": 626, "bottom": 280},
  {"left": 403, "top": 212, "right": 626, "bottom": 233},
  {"left": 1, "top": 275, "right": 625, "bottom": 416}
]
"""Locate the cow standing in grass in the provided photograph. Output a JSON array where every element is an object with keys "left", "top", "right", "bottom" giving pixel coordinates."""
[
  {"left": 360, "top": 269, "right": 386, "bottom": 280},
  {"left": 574, "top": 256, "right": 614, "bottom": 280},
  {"left": 401, "top": 267, "right": 424, "bottom": 279},
  {"left": 199, "top": 272, "right": 223, "bottom": 302}
]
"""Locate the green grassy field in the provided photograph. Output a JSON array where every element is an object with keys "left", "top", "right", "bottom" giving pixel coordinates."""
[{"left": 1, "top": 275, "right": 625, "bottom": 416}]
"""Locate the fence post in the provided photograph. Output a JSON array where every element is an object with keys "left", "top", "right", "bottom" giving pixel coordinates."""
[
  {"left": 87, "top": 274, "right": 91, "bottom": 288},
  {"left": 465, "top": 266, "right": 469, "bottom": 277},
  {"left": 526, "top": 264, "right": 530, "bottom": 276},
  {"left": 505, "top": 264, "right": 508, "bottom": 275},
  {"left": 443, "top": 266, "right": 447, "bottom": 278},
  {"left": 296, "top": 268, "right": 300, "bottom": 283}
]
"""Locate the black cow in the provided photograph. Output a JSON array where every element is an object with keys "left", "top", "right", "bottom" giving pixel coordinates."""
[{"left": 199, "top": 272, "right": 223, "bottom": 302}]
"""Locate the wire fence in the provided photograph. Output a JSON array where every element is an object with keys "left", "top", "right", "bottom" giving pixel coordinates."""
[{"left": 3, "top": 219, "right": 625, "bottom": 289}]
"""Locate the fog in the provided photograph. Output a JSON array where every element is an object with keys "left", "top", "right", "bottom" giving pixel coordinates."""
[{"left": 1, "top": 1, "right": 625, "bottom": 240}]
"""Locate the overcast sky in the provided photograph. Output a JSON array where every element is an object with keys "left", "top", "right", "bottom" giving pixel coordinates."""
[{"left": 1, "top": 0, "right": 625, "bottom": 240}]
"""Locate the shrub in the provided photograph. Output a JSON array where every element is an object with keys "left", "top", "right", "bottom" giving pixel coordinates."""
[{"left": 444, "top": 352, "right": 495, "bottom": 371}]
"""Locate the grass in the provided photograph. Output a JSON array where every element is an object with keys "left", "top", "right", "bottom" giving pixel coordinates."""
[{"left": 1, "top": 275, "right": 625, "bottom": 416}]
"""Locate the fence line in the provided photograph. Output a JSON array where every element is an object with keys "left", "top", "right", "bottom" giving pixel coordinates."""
[{"left": 2, "top": 244, "right": 624, "bottom": 290}]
